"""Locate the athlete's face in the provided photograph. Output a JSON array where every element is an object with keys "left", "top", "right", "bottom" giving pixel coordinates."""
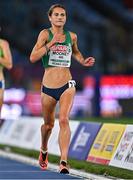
[{"left": 49, "top": 7, "right": 66, "bottom": 27}]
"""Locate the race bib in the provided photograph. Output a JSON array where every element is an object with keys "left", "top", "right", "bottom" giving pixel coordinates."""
[{"left": 48, "top": 44, "right": 72, "bottom": 67}]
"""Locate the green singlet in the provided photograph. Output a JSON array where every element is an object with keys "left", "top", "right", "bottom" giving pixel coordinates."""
[{"left": 42, "top": 29, "right": 72, "bottom": 68}]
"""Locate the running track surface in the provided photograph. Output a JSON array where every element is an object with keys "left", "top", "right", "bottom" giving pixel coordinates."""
[{"left": 0, "top": 157, "right": 82, "bottom": 179}]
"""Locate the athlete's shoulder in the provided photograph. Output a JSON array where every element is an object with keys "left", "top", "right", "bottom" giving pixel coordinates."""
[
  {"left": 39, "top": 29, "right": 49, "bottom": 37},
  {"left": 0, "top": 39, "right": 9, "bottom": 47},
  {"left": 37, "top": 29, "right": 50, "bottom": 43},
  {"left": 69, "top": 31, "right": 77, "bottom": 42}
]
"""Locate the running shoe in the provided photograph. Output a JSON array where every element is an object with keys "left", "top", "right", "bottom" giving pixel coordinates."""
[
  {"left": 38, "top": 151, "right": 48, "bottom": 170},
  {"left": 59, "top": 161, "right": 69, "bottom": 174}
]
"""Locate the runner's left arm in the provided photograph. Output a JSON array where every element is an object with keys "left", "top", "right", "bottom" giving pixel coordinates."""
[{"left": 71, "top": 32, "right": 95, "bottom": 67}]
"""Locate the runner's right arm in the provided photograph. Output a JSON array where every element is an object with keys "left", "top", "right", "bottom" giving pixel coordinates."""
[
  {"left": 30, "top": 30, "right": 66, "bottom": 63},
  {"left": 30, "top": 30, "right": 48, "bottom": 63}
]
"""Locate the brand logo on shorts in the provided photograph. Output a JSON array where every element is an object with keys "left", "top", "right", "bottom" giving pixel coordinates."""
[{"left": 68, "top": 80, "right": 76, "bottom": 88}]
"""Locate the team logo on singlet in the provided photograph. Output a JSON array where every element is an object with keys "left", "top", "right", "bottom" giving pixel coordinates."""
[{"left": 48, "top": 44, "right": 72, "bottom": 67}]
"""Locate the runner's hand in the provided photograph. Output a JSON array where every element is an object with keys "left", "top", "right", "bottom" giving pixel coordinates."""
[
  {"left": 51, "top": 33, "right": 65, "bottom": 45},
  {"left": 83, "top": 57, "right": 95, "bottom": 67}
]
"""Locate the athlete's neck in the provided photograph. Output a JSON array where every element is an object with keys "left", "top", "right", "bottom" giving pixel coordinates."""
[{"left": 50, "top": 27, "right": 64, "bottom": 34}]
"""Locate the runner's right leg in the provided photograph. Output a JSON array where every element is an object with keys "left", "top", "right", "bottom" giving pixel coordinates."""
[{"left": 39, "top": 93, "right": 57, "bottom": 170}]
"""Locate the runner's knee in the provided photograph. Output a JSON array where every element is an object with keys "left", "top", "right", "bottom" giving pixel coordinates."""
[
  {"left": 59, "top": 116, "right": 69, "bottom": 127},
  {"left": 41, "top": 123, "right": 54, "bottom": 132}
]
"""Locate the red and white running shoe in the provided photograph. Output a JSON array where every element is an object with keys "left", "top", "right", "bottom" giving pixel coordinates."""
[{"left": 38, "top": 151, "right": 48, "bottom": 170}]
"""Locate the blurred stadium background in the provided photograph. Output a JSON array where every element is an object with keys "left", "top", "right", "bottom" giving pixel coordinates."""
[{"left": 0, "top": 0, "right": 133, "bottom": 119}]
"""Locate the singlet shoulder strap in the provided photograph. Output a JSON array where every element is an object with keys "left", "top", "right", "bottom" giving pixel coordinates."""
[
  {"left": 64, "top": 30, "right": 72, "bottom": 45},
  {"left": 47, "top": 29, "right": 53, "bottom": 42},
  {"left": 0, "top": 45, "right": 4, "bottom": 57}
]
